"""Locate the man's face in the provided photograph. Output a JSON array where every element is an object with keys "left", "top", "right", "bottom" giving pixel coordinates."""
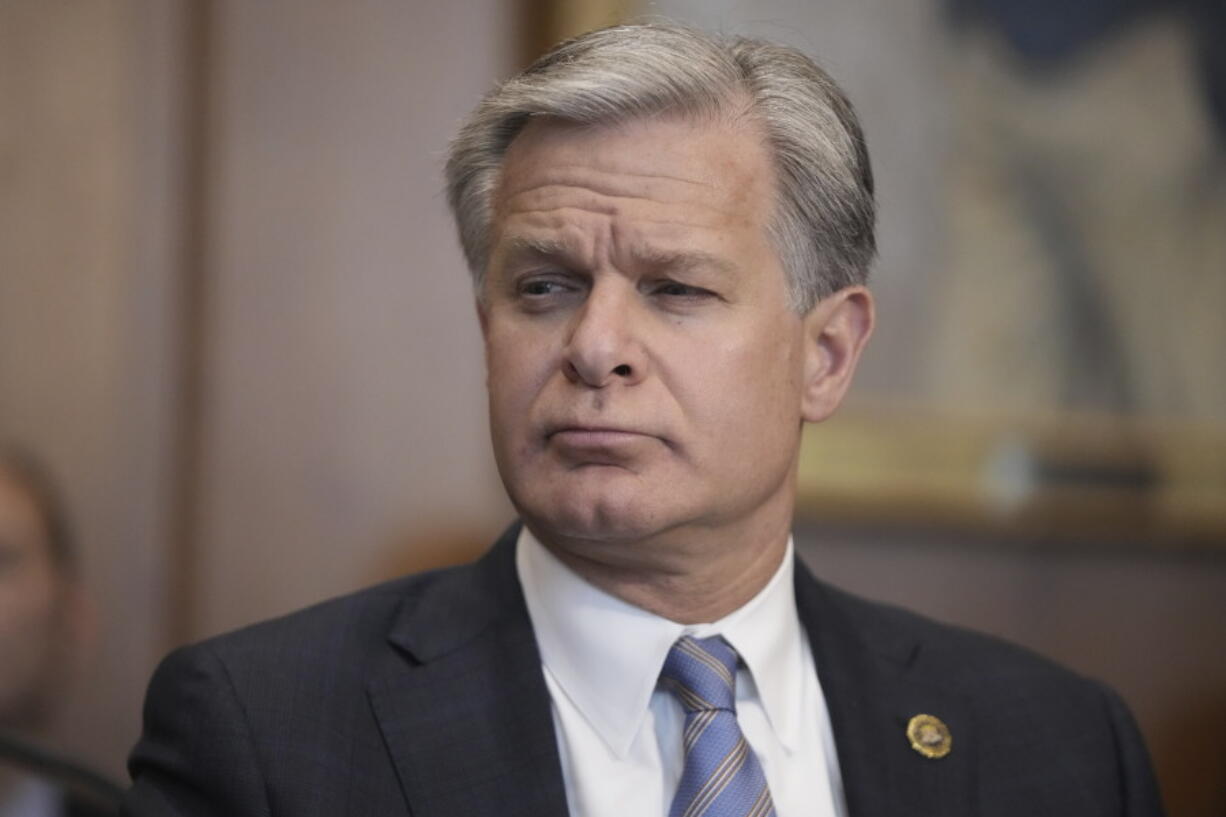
[
  {"left": 480, "top": 113, "right": 820, "bottom": 554},
  {"left": 0, "top": 470, "right": 70, "bottom": 730}
]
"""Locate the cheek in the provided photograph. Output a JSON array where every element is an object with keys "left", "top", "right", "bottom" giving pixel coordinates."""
[
  {"left": 673, "top": 325, "right": 804, "bottom": 430},
  {"left": 484, "top": 324, "right": 558, "bottom": 436}
]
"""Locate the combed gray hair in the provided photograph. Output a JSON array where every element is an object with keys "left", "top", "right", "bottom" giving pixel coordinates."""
[{"left": 445, "top": 22, "right": 875, "bottom": 312}]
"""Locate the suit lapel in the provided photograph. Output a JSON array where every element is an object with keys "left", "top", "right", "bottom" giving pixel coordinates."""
[
  {"left": 796, "top": 562, "right": 976, "bottom": 817},
  {"left": 368, "top": 527, "right": 570, "bottom": 817},
  {"left": 366, "top": 532, "right": 979, "bottom": 817}
]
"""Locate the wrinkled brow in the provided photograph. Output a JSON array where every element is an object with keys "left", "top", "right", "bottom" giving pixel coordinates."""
[
  {"left": 501, "top": 235, "right": 572, "bottom": 259},
  {"left": 494, "top": 236, "right": 580, "bottom": 270},
  {"left": 632, "top": 246, "right": 738, "bottom": 276}
]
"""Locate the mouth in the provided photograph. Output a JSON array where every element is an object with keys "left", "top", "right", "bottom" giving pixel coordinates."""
[
  {"left": 547, "top": 426, "right": 651, "bottom": 445},
  {"left": 543, "top": 422, "right": 668, "bottom": 460}
]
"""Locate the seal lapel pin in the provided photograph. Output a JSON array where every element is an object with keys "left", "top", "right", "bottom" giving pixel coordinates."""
[{"left": 906, "top": 713, "right": 952, "bottom": 759}]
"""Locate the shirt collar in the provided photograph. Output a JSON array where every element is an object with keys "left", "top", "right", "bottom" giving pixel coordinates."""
[{"left": 516, "top": 525, "right": 807, "bottom": 758}]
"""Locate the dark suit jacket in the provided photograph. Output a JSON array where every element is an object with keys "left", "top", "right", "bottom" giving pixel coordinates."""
[
  {"left": 122, "top": 525, "right": 1164, "bottom": 816},
  {"left": 64, "top": 791, "right": 119, "bottom": 817}
]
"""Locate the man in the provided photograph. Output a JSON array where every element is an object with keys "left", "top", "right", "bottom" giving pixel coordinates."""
[
  {"left": 122, "top": 23, "right": 1164, "bottom": 817},
  {"left": 0, "top": 449, "right": 112, "bottom": 817}
]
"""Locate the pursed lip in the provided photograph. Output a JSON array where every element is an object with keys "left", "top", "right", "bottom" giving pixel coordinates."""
[
  {"left": 545, "top": 427, "right": 657, "bottom": 465},
  {"left": 545, "top": 423, "right": 664, "bottom": 446},
  {"left": 548, "top": 424, "right": 648, "bottom": 439}
]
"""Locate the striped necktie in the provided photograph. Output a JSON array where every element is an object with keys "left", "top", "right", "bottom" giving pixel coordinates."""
[{"left": 659, "top": 635, "right": 777, "bottom": 817}]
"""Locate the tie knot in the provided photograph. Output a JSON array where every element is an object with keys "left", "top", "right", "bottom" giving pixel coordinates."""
[{"left": 659, "top": 635, "right": 739, "bottom": 713}]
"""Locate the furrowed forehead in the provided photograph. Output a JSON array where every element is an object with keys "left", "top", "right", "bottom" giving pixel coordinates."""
[{"left": 490, "top": 230, "right": 744, "bottom": 283}]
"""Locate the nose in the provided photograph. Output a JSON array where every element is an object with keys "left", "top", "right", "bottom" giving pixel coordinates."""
[{"left": 562, "top": 282, "right": 648, "bottom": 387}]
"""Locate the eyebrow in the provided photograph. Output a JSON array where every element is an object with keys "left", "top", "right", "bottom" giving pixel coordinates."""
[
  {"left": 632, "top": 246, "right": 738, "bottom": 277},
  {"left": 496, "top": 235, "right": 737, "bottom": 278},
  {"left": 502, "top": 235, "right": 573, "bottom": 258},
  {"left": 495, "top": 234, "right": 735, "bottom": 284}
]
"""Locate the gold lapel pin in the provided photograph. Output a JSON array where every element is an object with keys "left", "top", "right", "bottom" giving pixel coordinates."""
[{"left": 906, "top": 713, "right": 952, "bottom": 759}]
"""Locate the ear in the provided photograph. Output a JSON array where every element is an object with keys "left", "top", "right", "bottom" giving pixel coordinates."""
[{"left": 800, "top": 285, "right": 875, "bottom": 423}]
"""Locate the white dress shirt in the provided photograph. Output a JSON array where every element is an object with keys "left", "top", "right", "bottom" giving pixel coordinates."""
[{"left": 516, "top": 527, "right": 847, "bottom": 817}]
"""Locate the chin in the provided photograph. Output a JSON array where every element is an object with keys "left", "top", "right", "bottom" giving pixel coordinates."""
[{"left": 518, "top": 483, "right": 673, "bottom": 547}]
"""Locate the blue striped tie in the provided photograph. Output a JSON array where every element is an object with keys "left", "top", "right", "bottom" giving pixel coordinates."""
[{"left": 660, "top": 635, "right": 776, "bottom": 817}]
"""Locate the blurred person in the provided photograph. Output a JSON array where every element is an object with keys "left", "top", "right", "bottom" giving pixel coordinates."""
[
  {"left": 123, "top": 23, "right": 1163, "bottom": 817},
  {"left": 0, "top": 449, "right": 111, "bottom": 817}
]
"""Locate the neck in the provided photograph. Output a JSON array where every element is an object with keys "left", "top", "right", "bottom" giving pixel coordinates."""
[{"left": 534, "top": 503, "right": 793, "bottom": 624}]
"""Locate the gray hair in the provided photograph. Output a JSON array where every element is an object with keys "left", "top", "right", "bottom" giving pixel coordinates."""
[{"left": 445, "top": 22, "right": 875, "bottom": 312}]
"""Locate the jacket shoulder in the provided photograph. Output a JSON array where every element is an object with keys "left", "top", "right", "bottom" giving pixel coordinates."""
[
  {"left": 126, "top": 563, "right": 488, "bottom": 817},
  {"left": 805, "top": 577, "right": 1165, "bottom": 814},
  {"left": 816, "top": 578, "right": 1096, "bottom": 691},
  {"left": 179, "top": 564, "right": 466, "bottom": 683}
]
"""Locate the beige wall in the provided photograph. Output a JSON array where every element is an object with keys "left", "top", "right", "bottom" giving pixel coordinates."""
[
  {"left": 1, "top": 0, "right": 515, "bottom": 776},
  {"left": 191, "top": 0, "right": 515, "bottom": 640},
  {"left": 0, "top": 0, "right": 185, "bottom": 777}
]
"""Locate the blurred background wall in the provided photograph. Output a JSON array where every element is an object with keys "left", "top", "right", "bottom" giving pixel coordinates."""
[
  {"left": 1, "top": 0, "right": 515, "bottom": 782},
  {"left": 1, "top": 1, "right": 1222, "bottom": 815}
]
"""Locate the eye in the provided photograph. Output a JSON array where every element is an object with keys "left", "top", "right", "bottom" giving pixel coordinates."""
[
  {"left": 520, "top": 279, "right": 566, "bottom": 296},
  {"left": 511, "top": 273, "right": 584, "bottom": 311},
  {"left": 650, "top": 280, "right": 717, "bottom": 300}
]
